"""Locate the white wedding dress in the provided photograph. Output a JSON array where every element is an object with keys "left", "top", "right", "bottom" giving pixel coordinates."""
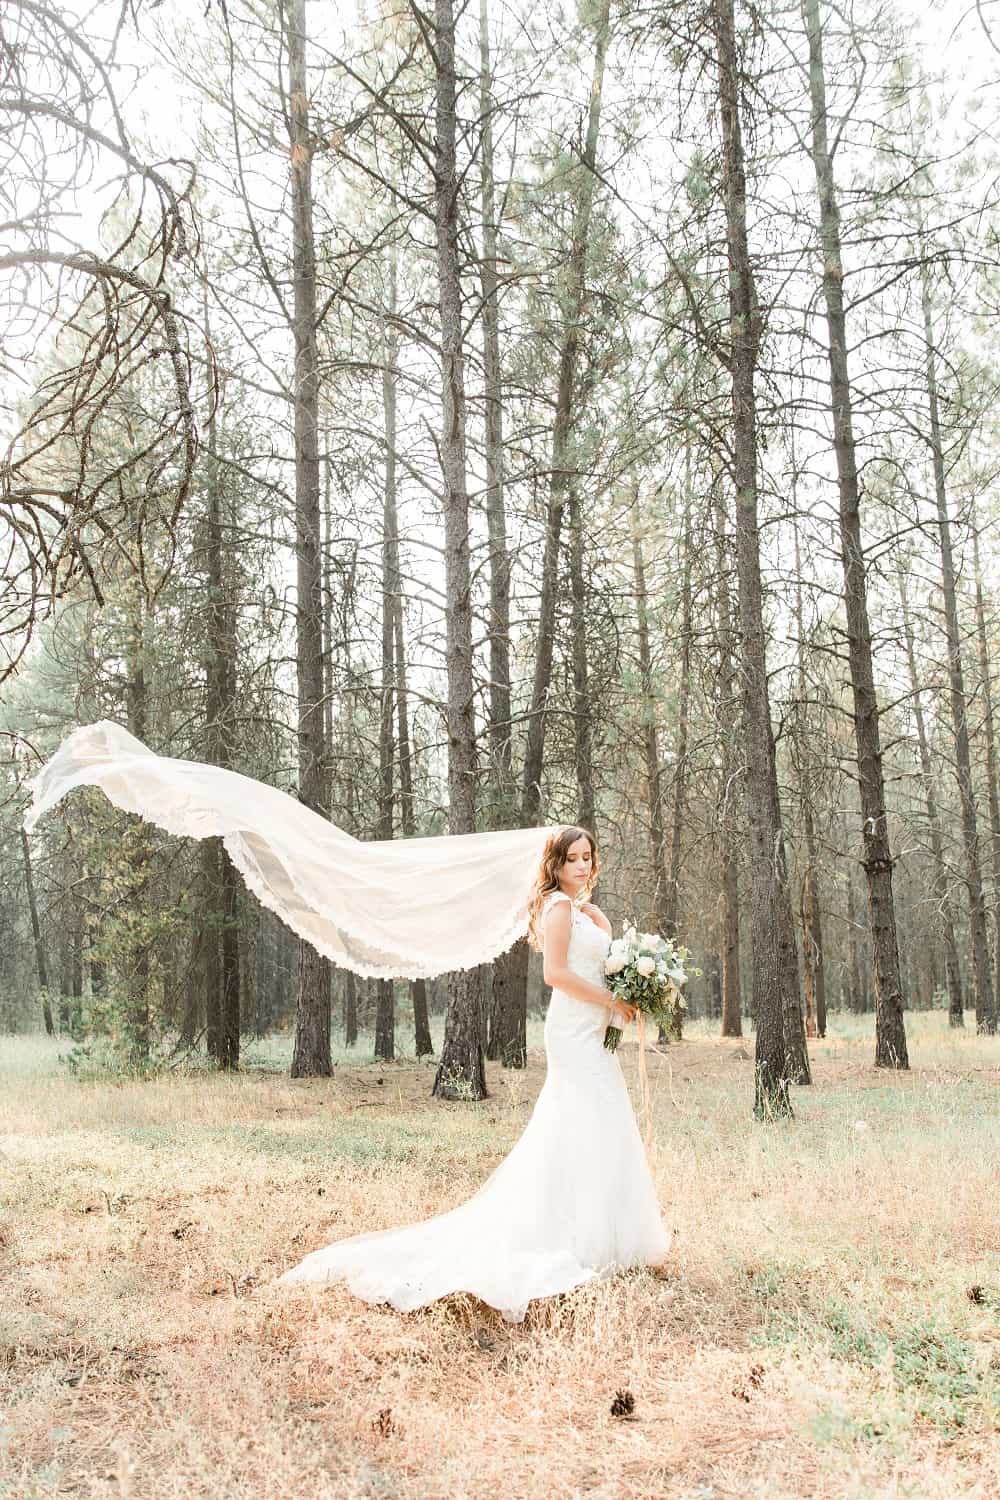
[
  {"left": 279, "top": 892, "right": 671, "bottom": 1322},
  {"left": 24, "top": 725, "right": 670, "bottom": 1322}
]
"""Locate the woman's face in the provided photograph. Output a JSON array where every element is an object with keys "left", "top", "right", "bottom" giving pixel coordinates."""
[{"left": 558, "top": 835, "right": 593, "bottom": 896}]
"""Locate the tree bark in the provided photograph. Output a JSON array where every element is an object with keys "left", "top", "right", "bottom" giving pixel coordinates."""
[
  {"left": 125, "top": 603, "right": 151, "bottom": 1063},
  {"left": 520, "top": 0, "right": 610, "bottom": 826},
  {"left": 845, "top": 859, "right": 868, "bottom": 1013},
  {"left": 479, "top": 0, "right": 512, "bottom": 814},
  {"left": 69, "top": 917, "right": 83, "bottom": 1031},
  {"left": 712, "top": 488, "right": 743, "bottom": 1037},
  {"left": 344, "top": 971, "right": 358, "bottom": 1048},
  {"left": 793, "top": 526, "right": 825, "bottom": 1040},
  {"left": 898, "top": 574, "right": 964, "bottom": 1024},
  {"left": 633, "top": 494, "right": 688, "bottom": 1045},
  {"left": 20, "top": 828, "right": 53, "bottom": 1035},
  {"left": 202, "top": 305, "right": 241, "bottom": 1070},
  {"left": 920, "top": 267, "right": 996, "bottom": 1034},
  {"left": 431, "top": 0, "right": 485, "bottom": 1101},
  {"left": 971, "top": 510, "right": 1000, "bottom": 1020},
  {"left": 392, "top": 581, "right": 434, "bottom": 1057},
  {"left": 479, "top": 0, "right": 523, "bottom": 1071},
  {"left": 800, "top": 851, "right": 825, "bottom": 1039},
  {"left": 633, "top": 524, "right": 670, "bottom": 934},
  {"left": 568, "top": 486, "right": 596, "bottom": 833},
  {"left": 712, "top": 0, "right": 795, "bottom": 1116},
  {"left": 342, "top": 712, "right": 359, "bottom": 1049},
  {"left": 375, "top": 262, "right": 399, "bottom": 1065},
  {"left": 662, "top": 471, "right": 694, "bottom": 1042},
  {"left": 287, "top": 0, "right": 332, "bottom": 1077},
  {"left": 801, "top": 0, "right": 908, "bottom": 1068},
  {"left": 489, "top": 0, "right": 612, "bottom": 1073}
]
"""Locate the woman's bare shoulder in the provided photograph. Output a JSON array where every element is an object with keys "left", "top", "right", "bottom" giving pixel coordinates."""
[{"left": 542, "top": 891, "right": 571, "bottom": 925}]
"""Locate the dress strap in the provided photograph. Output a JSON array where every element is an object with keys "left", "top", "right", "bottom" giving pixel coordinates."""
[{"left": 542, "top": 890, "right": 573, "bottom": 925}]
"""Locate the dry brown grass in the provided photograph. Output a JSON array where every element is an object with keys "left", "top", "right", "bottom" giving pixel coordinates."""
[{"left": 2, "top": 1014, "right": 999, "bottom": 1499}]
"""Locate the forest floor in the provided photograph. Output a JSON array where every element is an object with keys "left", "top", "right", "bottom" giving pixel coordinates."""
[{"left": 1, "top": 1013, "right": 998, "bottom": 1499}]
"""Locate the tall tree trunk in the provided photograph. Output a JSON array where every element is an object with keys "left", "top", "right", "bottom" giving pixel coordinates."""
[
  {"left": 801, "top": 0, "right": 908, "bottom": 1068},
  {"left": 489, "top": 944, "right": 528, "bottom": 1067},
  {"left": 490, "top": 0, "right": 612, "bottom": 1072},
  {"left": 800, "top": 857, "right": 819, "bottom": 1038},
  {"left": 479, "top": 0, "right": 522, "bottom": 1071},
  {"left": 201, "top": 304, "right": 223, "bottom": 1066},
  {"left": 520, "top": 0, "right": 610, "bottom": 825},
  {"left": 322, "top": 429, "right": 335, "bottom": 812},
  {"left": 125, "top": 604, "right": 151, "bottom": 1063},
  {"left": 287, "top": 0, "right": 332, "bottom": 1077},
  {"left": 898, "top": 574, "right": 964, "bottom": 1025},
  {"left": 920, "top": 268, "right": 996, "bottom": 1033},
  {"left": 845, "top": 857, "right": 868, "bottom": 1013},
  {"left": 431, "top": 0, "right": 485, "bottom": 1101},
  {"left": 633, "top": 524, "right": 671, "bottom": 931},
  {"left": 971, "top": 511, "right": 1000, "bottom": 1019},
  {"left": 662, "top": 474, "right": 693, "bottom": 1042},
  {"left": 633, "top": 509, "right": 687, "bottom": 1045},
  {"left": 712, "top": 487, "right": 743, "bottom": 1037},
  {"left": 344, "top": 972, "right": 358, "bottom": 1048},
  {"left": 393, "top": 581, "right": 434, "bottom": 1057},
  {"left": 320, "top": 437, "right": 339, "bottom": 1054},
  {"left": 343, "top": 713, "right": 360, "bottom": 1049},
  {"left": 202, "top": 310, "right": 241, "bottom": 1070},
  {"left": 712, "top": 0, "right": 795, "bottom": 1117},
  {"left": 720, "top": 851, "right": 742, "bottom": 1037},
  {"left": 88, "top": 923, "right": 106, "bottom": 1002},
  {"left": 20, "top": 828, "right": 53, "bottom": 1035},
  {"left": 793, "top": 526, "right": 826, "bottom": 1040},
  {"left": 374, "top": 979, "right": 395, "bottom": 1064},
  {"left": 375, "top": 265, "right": 399, "bottom": 1064},
  {"left": 568, "top": 487, "right": 596, "bottom": 833},
  {"left": 772, "top": 766, "right": 811, "bottom": 1082},
  {"left": 479, "top": 0, "right": 512, "bottom": 815},
  {"left": 69, "top": 917, "right": 83, "bottom": 1031}
]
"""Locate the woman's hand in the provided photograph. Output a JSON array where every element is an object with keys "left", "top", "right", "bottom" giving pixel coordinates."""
[{"left": 610, "top": 1000, "right": 637, "bottom": 1026}]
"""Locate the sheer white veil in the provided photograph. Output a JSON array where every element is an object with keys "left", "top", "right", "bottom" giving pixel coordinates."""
[{"left": 23, "top": 720, "right": 561, "bottom": 980}]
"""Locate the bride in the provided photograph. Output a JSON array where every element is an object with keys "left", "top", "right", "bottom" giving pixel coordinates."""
[
  {"left": 279, "top": 826, "right": 671, "bottom": 1322},
  {"left": 24, "top": 724, "right": 671, "bottom": 1324}
]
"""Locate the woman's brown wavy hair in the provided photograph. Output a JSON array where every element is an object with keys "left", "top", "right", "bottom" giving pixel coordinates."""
[{"left": 526, "top": 826, "right": 599, "bottom": 951}]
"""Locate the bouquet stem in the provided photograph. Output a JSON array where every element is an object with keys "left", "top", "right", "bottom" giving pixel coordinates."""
[{"left": 604, "top": 1024, "right": 622, "bottom": 1053}]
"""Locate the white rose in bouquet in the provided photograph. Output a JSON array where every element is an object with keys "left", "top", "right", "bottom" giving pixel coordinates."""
[{"left": 602, "top": 924, "right": 695, "bottom": 1052}]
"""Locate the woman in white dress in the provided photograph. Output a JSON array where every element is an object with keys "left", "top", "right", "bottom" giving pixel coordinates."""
[
  {"left": 22, "top": 725, "right": 669, "bottom": 1323},
  {"left": 279, "top": 826, "right": 672, "bottom": 1322}
]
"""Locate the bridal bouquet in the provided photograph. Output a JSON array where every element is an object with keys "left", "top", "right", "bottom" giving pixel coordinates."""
[{"left": 603, "top": 925, "right": 690, "bottom": 1052}]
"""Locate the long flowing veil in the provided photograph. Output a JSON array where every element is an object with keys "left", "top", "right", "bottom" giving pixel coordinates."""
[{"left": 23, "top": 721, "right": 558, "bottom": 980}]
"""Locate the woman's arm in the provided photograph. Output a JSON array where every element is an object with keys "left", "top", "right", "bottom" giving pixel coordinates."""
[{"left": 542, "top": 901, "right": 634, "bottom": 1021}]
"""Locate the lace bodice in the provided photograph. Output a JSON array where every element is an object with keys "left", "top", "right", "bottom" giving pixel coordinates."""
[{"left": 543, "top": 891, "right": 611, "bottom": 990}]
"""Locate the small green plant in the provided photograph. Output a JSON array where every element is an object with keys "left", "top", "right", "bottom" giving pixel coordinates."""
[
  {"left": 761, "top": 1293, "right": 993, "bottom": 1436},
  {"left": 821, "top": 1302, "right": 883, "bottom": 1366},
  {"left": 890, "top": 1324, "right": 983, "bottom": 1431},
  {"left": 60, "top": 1034, "right": 160, "bottom": 1081},
  {"left": 432, "top": 1067, "right": 482, "bottom": 1103}
]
